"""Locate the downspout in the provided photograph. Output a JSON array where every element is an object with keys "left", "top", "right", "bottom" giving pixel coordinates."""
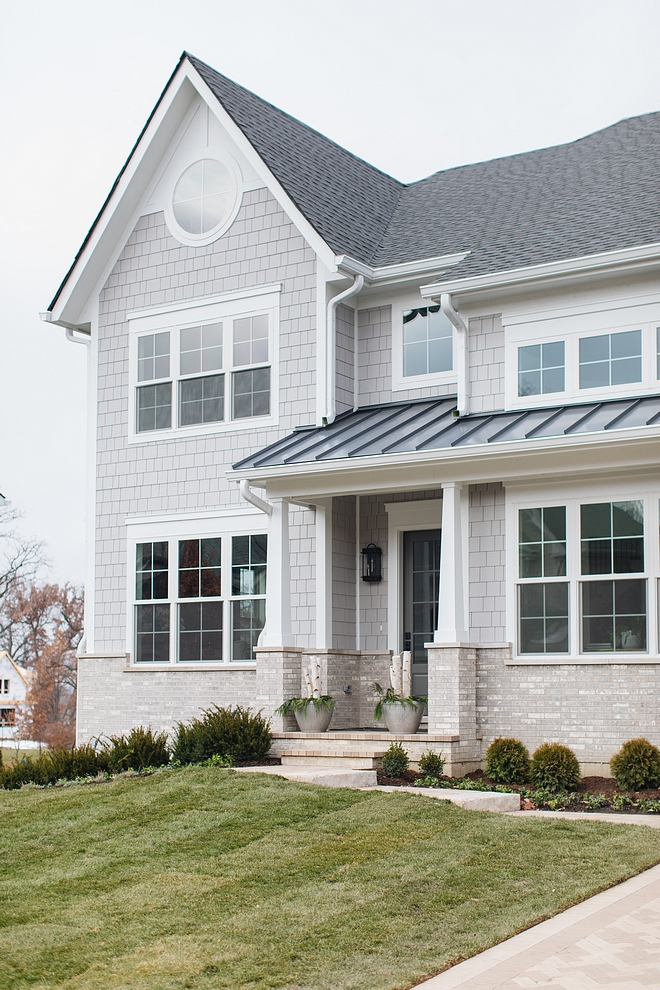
[
  {"left": 440, "top": 293, "right": 468, "bottom": 418},
  {"left": 65, "top": 328, "right": 91, "bottom": 347},
  {"left": 325, "top": 274, "right": 364, "bottom": 425},
  {"left": 239, "top": 479, "right": 273, "bottom": 516}
]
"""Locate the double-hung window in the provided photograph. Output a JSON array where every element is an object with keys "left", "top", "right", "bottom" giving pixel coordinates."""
[
  {"left": 133, "top": 533, "right": 267, "bottom": 663},
  {"left": 515, "top": 498, "right": 649, "bottom": 657},
  {"left": 134, "top": 542, "right": 170, "bottom": 662},
  {"left": 518, "top": 507, "right": 569, "bottom": 654},
  {"left": 402, "top": 306, "right": 453, "bottom": 378},
  {"left": 133, "top": 303, "right": 274, "bottom": 435},
  {"left": 580, "top": 501, "right": 646, "bottom": 652}
]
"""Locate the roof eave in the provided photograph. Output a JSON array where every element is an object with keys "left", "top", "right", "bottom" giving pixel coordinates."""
[{"left": 420, "top": 241, "right": 660, "bottom": 301}]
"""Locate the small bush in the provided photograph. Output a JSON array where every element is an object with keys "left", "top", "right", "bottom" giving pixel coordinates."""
[
  {"left": 583, "top": 792, "right": 609, "bottom": 810},
  {"left": 0, "top": 744, "right": 106, "bottom": 790},
  {"left": 610, "top": 737, "right": 660, "bottom": 791},
  {"left": 485, "top": 737, "right": 530, "bottom": 783},
  {"left": 381, "top": 742, "right": 409, "bottom": 778},
  {"left": 530, "top": 742, "right": 581, "bottom": 792},
  {"left": 172, "top": 706, "right": 271, "bottom": 765},
  {"left": 104, "top": 727, "right": 170, "bottom": 773},
  {"left": 417, "top": 751, "right": 445, "bottom": 779}
]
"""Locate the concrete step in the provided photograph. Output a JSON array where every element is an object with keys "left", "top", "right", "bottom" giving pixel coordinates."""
[
  {"left": 280, "top": 753, "right": 384, "bottom": 768},
  {"left": 235, "top": 765, "right": 377, "bottom": 788}
]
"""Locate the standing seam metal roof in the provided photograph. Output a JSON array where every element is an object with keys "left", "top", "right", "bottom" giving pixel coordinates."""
[{"left": 232, "top": 395, "right": 660, "bottom": 470}]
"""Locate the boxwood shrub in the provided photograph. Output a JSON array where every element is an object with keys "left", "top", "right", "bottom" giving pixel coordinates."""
[
  {"left": 530, "top": 742, "right": 581, "bottom": 792},
  {"left": 485, "top": 737, "right": 530, "bottom": 783},
  {"left": 381, "top": 742, "right": 409, "bottom": 778},
  {"left": 610, "top": 738, "right": 660, "bottom": 791}
]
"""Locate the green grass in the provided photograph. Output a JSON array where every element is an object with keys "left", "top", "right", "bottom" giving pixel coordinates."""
[
  {"left": 1, "top": 768, "right": 659, "bottom": 990},
  {"left": 1, "top": 747, "right": 41, "bottom": 764}
]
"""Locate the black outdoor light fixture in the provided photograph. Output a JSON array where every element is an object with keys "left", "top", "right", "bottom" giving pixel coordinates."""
[{"left": 361, "top": 543, "right": 382, "bottom": 582}]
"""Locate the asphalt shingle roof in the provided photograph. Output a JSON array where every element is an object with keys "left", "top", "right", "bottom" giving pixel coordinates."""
[
  {"left": 192, "top": 54, "right": 660, "bottom": 275},
  {"left": 233, "top": 394, "right": 660, "bottom": 470}
]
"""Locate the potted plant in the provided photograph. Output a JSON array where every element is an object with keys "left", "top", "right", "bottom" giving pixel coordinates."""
[
  {"left": 275, "top": 656, "right": 336, "bottom": 732},
  {"left": 374, "top": 651, "right": 426, "bottom": 733}
]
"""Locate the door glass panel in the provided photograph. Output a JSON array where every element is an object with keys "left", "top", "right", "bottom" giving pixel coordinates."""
[{"left": 403, "top": 529, "right": 440, "bottom": 698}]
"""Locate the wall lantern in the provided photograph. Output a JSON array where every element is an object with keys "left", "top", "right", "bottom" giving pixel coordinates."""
[{"left": 361, "top": 543, "right": 383, "bottom": 582}]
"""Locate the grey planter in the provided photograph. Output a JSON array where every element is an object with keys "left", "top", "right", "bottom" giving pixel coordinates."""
[
  {"left": 294, "top": 704, "right": 334, "bottom": 732},
  {"left": 381, "top": 700, "right": 425, "bottom": 734}
]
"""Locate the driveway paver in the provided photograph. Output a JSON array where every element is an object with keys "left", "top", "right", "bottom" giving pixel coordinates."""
[{"left": 416, "top": 862, "right": 660, "bottom": 989}]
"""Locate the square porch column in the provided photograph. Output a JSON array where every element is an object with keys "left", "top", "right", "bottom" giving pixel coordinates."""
[
  {"left": 259, "top": 497, "right": 295, "bottom": 648},
  {"left": 427, "top": 482, "right": 479, "bottom": 766}
]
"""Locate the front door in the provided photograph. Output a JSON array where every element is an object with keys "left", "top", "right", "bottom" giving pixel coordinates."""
[{"left": 403, "top": 530, "right": 440, "bottom": 698}]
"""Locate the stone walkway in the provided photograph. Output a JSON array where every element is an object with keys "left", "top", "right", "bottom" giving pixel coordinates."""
[{"left": 416, "top": 861, "right": 660, "bottom": 989}]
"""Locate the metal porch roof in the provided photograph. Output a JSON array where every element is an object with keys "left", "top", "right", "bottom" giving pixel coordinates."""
[{"left": 233, "top": 394, "right": 660, "bottom": 470}]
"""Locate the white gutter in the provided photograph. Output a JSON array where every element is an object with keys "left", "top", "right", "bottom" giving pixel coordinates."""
[
  {"left": 440, "top": 294, "right": 468, "bottom": 417},
  {"left": 325, "top": 274, "right": 364, "bottom": 425},
  {"left": 239, "top": 479, "right": 273, "bottom": 516},
  {"left": 335, "top": 250, "right": 470, "bottom": 283},
  {"left": 40, "top": 311, "right": 91, "bottom": 346}
]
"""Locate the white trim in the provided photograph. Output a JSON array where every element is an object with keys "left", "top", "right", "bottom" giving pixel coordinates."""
[
  {"left": 336, "top": 251, "right": 470, "bottom": 284},
  {"left": 391, "top": 293, "right": 457, "bottom": 393},
  {"left": 127, "top": 292, "right": 279, "bottom": 443},
  {"left": 126, "top": 283, "right": 281, "bottom": 323},
  {"left": 385, "top": 500, "right": 442, "bottom": 652},
  {"left": 163, "top": 151, "right": 242, "bottom": 248},
  {"left": 420, "top": 241, "right": 660, "bottom": 300},
  {"left": 506, "top": 482, "right": 660, "bottom": 664}
]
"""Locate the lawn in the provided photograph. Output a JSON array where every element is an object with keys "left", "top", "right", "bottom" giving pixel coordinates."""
[{"left": 1, "top": 768, "right": 659, "bottom": 990}]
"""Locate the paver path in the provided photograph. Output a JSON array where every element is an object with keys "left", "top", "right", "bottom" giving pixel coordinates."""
[{"left": 416, "top": 861, "right": 660, "bottom": 989}]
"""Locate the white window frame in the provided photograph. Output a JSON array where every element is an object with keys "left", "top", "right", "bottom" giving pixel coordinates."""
[
  {"left": 163, "top": 151, "right": 243, "bottom": 249},
  {"left": 506, "top": 480, "right": 659, "bottom": 664},
  {"left": 391, "top": 295, "right": 457, "bottom": 393},
  {"left": 126, "top": 507, "right": 268, "bottom": 669},
  {"left": 127, "top": 286, "right": 280, "bottom": 443}
]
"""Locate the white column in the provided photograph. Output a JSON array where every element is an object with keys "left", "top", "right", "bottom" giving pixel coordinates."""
[
  {"left": 315, "top": 498, "right": 333, "bottom": 649},
  {"left": 434, "top": 482, "right": 469, "bottom": 644},
  {"left": 260, "top": 497, "right": 295, "bottom": 647}
]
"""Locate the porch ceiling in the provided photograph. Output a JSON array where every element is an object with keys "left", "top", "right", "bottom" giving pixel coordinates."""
[{"left": 229, "top": 395, "right": 660, "bottom": 496}]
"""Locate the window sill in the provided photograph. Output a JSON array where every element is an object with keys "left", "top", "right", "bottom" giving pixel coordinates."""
[
  {"left": 391, "top": 372, "right": 457, "bottom": 393},
  {"left": 123, "top": 662, "right": 257, "bottom": 672},
  {"left": 506, "top": 653, "right": 658, "bottom": 665},
  {"left": 128, "top": 413, "right": 278, "bottom": 444}
]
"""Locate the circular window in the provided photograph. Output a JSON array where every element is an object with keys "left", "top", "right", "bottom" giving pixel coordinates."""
[{"left": 172, "top": 159, "right": 237, "bottom": 235}]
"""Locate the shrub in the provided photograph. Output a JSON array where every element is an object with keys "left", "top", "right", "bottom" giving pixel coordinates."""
[
  {"left": 610, "top": 737, "right": 660, "bottom": 791},
  {"left": 172, "top": 706, "right": 271, "bottom": 765},
  {"left": 485, "top": 737, "right": 530, "bottom": 783},
  {"left": 104, "top": 727, "right": 170, "bottom": 773},
  {"left": 417, "top": 751, "right": 445, "bottom": 779},
  {"left": 0, "top": 744, "right": 105, "bottom": 790},
  {"left": 381, "top": 742, "right": 409, "bottom": 778},
  {"left": 530, "top": 742, "right": 581, "bottom": 792}
]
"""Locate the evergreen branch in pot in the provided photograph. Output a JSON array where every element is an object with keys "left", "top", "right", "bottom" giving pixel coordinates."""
[{"left": 274, "top": 656, "right": 335, "bottom": 731}]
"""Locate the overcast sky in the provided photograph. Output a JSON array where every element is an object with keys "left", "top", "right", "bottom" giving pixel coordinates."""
[{"left": 2, "top": 0, "right": 660, "bottom": 586}]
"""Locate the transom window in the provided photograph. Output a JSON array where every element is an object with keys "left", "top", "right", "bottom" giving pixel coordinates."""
[
  {"left": 519, "top": 506, "right": 566, "bottom": 577},
  {"left": 172, "top": 159, "right": 237, "bottom": 236},
  {"left": 133, "top": 534, "right": 267, "bottom": 664},
  {"left": 579, "top": 330, "right": 642, "bottom": 389},
  {"left": 518, "top": 342, "right": 565, "bottom": 396},
  {"left": 402, "top": 306, "right": 453, "bottom": 378},
  {"left": 135, "top": 312, "right": 271, "bottom": 434}
]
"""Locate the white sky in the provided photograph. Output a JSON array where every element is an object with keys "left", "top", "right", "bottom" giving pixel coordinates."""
[{"left": 2, "top": 0, "right": 660, "bottom": 585}]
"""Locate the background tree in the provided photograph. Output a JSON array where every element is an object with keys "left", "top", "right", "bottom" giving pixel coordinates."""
[{"left": 0, "top": 501, "right": 83, "bottom": 747}]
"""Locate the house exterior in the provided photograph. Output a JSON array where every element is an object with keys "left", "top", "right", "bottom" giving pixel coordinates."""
[
  {"left": 44, "top": 52, "right": 660, "bottom": 774},
  {"left": 0, "top": 652, "right": 32, "bottom": 742}
]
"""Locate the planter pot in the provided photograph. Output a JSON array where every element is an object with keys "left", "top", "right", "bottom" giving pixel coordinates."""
[
  {"left": 381, "top": 700, "right": 424, "bottom": 734},
  {"left": 294, "top": 705, "right": 334, "bottom": 732}
]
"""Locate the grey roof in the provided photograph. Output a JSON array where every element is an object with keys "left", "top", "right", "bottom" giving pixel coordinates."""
[
  {"left": 233, "top": 394, "right": 660, "bottom": 470},
  {"left": 192, "top": 55, "right": 660, "bottom": 274}
]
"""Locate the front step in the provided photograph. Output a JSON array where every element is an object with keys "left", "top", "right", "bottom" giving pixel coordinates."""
[{"left": 280, "top": 751, "right": 386, "bottom": 769}]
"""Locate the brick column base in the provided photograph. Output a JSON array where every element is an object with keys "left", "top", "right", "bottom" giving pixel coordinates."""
[
  {"left": 253, "top": 647, "right": 303, "bottom": 732},
  {"left": 426, "top": 643, "right": 481, "bottom": 771}
]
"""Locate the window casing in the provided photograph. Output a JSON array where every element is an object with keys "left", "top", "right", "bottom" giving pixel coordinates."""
[
  {"left": 512, "top": 494, "right": 654, "bottom": 660},
  {"left": 131, "top": 531, "right": 267, "bottom": 665},
  {"left": 129, "top": 290, "right": 279, "bottom": 440}
]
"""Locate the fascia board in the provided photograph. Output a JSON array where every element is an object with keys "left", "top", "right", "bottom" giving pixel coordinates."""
[
  {"left": 186, "top": 62, "right": 337, "bottom": 272},
  {"left": 227, "top": 427, "right": 660, "bottom": 497},
  {"left": 49, "top": 62, "right": 197, "bottom": 326},
  {"left": 335, "top": 251, "right": 470, "bottom": 284},
  {"left": 420, "top": 241, "right": 660, "bottom": 300}
]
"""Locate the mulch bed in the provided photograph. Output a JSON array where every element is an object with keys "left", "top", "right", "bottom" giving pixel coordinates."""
[{"left": 375, "top": 766, "right": 660, "bottom": 814}]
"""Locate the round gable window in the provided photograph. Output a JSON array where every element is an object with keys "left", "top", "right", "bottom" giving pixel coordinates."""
[{"left": 172, "top": 159, "right": 237, "bottom": 236}]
